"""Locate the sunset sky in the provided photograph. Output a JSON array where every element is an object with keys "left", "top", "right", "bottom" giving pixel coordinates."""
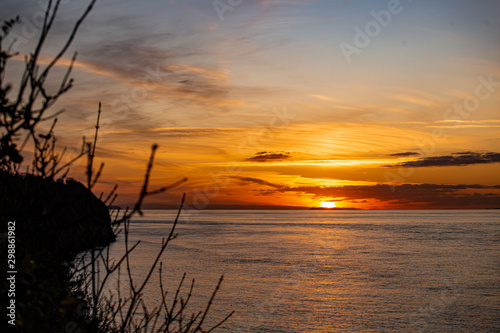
[{"left": 3, "top": 0, "right": 500, "bottom": 209}]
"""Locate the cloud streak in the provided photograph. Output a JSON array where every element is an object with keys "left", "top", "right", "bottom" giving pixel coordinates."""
[
  {"left": 386, "top": 152, "right": 500, "bottom": 168},
  {"left": 241, "top": 178, "right": 500, "bottom": 208},
  {"left": 79, "top": 38, "right": 236, "bottom": 107},
  {"left": 232, "top": 176, "right": 287, "bottom": 189},
  {"left": 245, "top": 151, "right": 291, "bottom": 162},
  {"left": 389, "top": 152, "right": 420, "bottom": 157}
]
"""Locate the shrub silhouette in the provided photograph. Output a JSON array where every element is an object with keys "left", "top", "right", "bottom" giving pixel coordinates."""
[{"left": 0, "top": 1, "right": 232, "bottom": 331}]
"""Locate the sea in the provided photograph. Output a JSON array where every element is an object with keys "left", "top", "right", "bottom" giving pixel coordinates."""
[{"left": 103, "top": 209, "right": 500, "bottom": 332}]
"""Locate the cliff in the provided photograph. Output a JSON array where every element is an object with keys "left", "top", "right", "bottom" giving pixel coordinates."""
[
  {"left": 0, "top": 171, "right": 116, "bottom": 258},
  {"left": 0, "top": 171, "right": 115, "bottom": 330}
]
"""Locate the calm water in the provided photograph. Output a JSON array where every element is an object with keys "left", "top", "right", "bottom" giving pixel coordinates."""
[{"left": 105, "top": 210, "right": 500, "bottom": 332}]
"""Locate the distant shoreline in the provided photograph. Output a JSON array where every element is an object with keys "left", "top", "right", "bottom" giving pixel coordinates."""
[{"left": 114, "top": 205, "right": 500, "bottom": 211}]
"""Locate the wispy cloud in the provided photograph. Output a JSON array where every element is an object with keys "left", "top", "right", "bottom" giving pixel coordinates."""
[
  {"left": 389, "top": 152, "right": 421, "bottom": 157},
  {"left": 386, "top": 152, "right": 500, "bottom": 168},
  {"left": 309, "top": 94, "right": 345, "bottom": 103},
  {"left": 428, "top": 120, "right": 500, "bottom": 129},
  {"left": 79, "top": 37, "right": 237, "bottom": 107},
  {"left": 232, "top": 176, "right": 287, "bottom": 189},
  {"left": 246, "top": 151, "right": 291, "bottom": 162},
  {"left": 12, "top": 37, "right": 240, "bottom": 110}
]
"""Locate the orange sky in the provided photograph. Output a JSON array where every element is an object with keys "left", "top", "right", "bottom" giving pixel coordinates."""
[{"left": 4, "top": 0, "right": 500, "bottom": 209}]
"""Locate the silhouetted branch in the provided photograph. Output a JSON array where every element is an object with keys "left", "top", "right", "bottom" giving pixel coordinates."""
[
  {"left": 1, "top": 0, "right": 96, "bottom": 173},
  {"left": 87, "top": 102, "right": 102, "bottom": 188},
  {"left": 2, "top": 1, "right": 232, "bottom": 331},
  {"left": 131, "top": 144, "right": 187, "bottom": 217}
]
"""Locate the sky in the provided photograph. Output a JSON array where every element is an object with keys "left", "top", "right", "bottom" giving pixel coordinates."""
[{"left": 2, "top": 0, "right": 500, "bottom": 209}]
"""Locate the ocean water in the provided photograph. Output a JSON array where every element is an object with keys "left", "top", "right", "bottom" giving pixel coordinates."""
[{"left": 105, "top": 210, "right": 500, "bottom": 332}]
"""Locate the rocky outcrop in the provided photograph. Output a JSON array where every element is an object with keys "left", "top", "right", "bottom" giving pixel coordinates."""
[
  {"left": 0, "top": 171, "right": 116, "bottom": 259},
  {"left": 0, "top": 171, "right": 116, "bottom": 330}
]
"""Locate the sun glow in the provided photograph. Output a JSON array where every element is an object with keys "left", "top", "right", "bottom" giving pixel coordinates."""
[{"left": 320, "top": 201, "right": 336, "bottom": 208}]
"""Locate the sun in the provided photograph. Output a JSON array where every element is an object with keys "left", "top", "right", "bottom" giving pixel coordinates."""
[{"left": 320, "top": 201, "right": 336, "bottom": 208}]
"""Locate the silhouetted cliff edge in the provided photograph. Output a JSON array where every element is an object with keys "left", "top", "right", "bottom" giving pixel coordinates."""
[
  {"left": 0, "top": 171, "right": 115, "bottom": 330},
  {"left": 0, "top": 171, "right": 115, "bottom": 258}
]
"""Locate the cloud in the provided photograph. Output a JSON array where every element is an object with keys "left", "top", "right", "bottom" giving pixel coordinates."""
[
  {"left": 389, "top": 152, "right": 420, "bottom": 157},
  {"left": 43, "top": 8, "right": 243, "bottom": 111},
  {"left": 386, "top": 152, "right": 500, "bottom": 168},
  {"left": 242, "top": 179, "right": 500, "bottom": 208},
  {"left": 245, "top": 151, "right": 291, "bottom": 162},
  {"left": 231, "top": 176, "right": 287, "bottom": 189},
  {"left": 79, "top": 36, "right": 236, "bottom": 107},
  {"left": 309, "top": 94, "right": 344, "bottom": 103}
]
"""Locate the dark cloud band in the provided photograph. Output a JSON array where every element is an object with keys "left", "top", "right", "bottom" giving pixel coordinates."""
[
  {"left": 245, "top": 151, "right": 291, "bottom": 162},
  {"left": 386, "top": 152, "right": 500, "bottom": 168}
]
